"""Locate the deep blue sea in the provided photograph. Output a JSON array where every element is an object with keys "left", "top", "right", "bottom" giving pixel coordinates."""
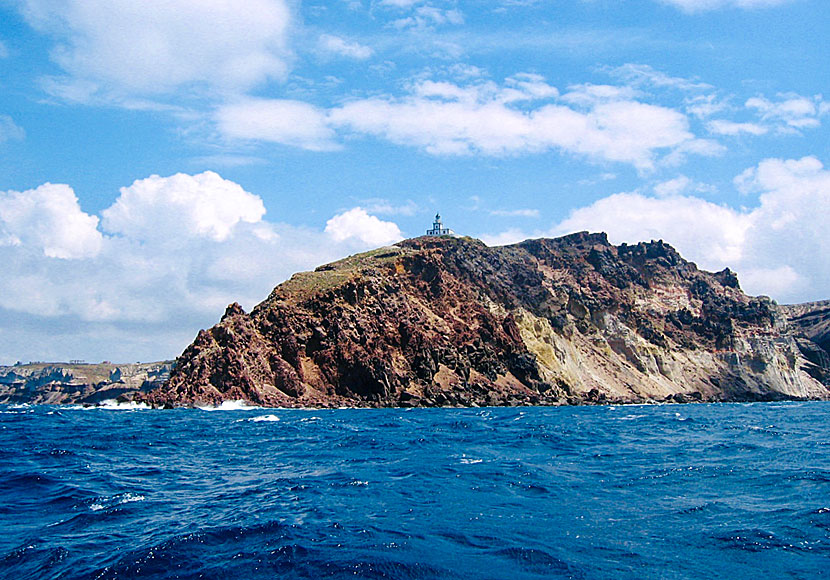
[{"left": 1, "top": 402, "right": 829, "bottom": 580}]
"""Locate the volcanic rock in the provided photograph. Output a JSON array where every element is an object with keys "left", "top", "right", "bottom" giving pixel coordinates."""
[{"left": 143, "top": 233, "right": 830, "bottom": 407}]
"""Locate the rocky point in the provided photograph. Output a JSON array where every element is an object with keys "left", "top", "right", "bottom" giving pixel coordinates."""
[{"left": 141, "top": 233, "right": 830, "bottom": 408}]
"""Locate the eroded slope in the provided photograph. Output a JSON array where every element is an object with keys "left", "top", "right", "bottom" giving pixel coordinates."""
[{"left": 144, "top": 233, "right": 829, "bottom": 407}]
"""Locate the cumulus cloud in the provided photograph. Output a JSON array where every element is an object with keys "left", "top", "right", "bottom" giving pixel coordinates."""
[
  {"left": 478, "top": 228, "right": 535, "bottom": 247},
  {"left": 102, "top": 172, "right": 266, "bottom": 242},
  {"left": 0, "top": 183, "right": 103, "bottom": 259},
  {"left": 557, "top": 192, "right": 751, "bottom": 265},
  {"left": 18, "top": 0, "right": 292, "bottom": 98},
  {"left": 548, "top": 156, "right": 830, "bottom": 303},
  {"left": 0, "top": 172, "right": 403, "bottom": 363},
  {"left": 318, "top": 34, "right": 373, "bottom": 59},
  {"left": 324, "top": 207, "right": 404, "bottom": 246}
]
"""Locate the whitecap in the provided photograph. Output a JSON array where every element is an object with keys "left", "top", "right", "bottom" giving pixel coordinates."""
[
  {"left": 459, "top": 453, "right": 483, "bottom": 464},
  {"left": 90, "top": 492, "right": 146, "bottom": 512},
  {"left": 197, "top": 400, "right": 260, "bottom": 411},
  {"left": 245, "top": 414, "right": 281, "bottom": 423},
  {"left": 618, "top": 414, "right": 646, "bottom": 421}
]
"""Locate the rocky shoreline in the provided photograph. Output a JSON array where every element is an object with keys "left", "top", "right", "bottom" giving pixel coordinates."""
[
  {"left": 0, "top": 361, "right": 173, "bottom": 405},
  {"left": 5, "top": 234, "right": 828, "bottom": 409},
  {"left": 139, "top": 233, "right": 830, "bottom": 408}
]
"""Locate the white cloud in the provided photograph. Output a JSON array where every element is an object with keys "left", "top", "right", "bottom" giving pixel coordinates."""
[
  {"left": 101, "top": 172, "right": 266, "bottom": 242},
  {"left": 548, "top": 156, "right": 830, "bottom": 303},
  {"left": 212, "top": 75, "right": 706, "bottom": 170},
  {"left": 0, "top": 173, "right": 403, "bottom": 362},
  {"left": 18, "top": 0, "right": 292, "bottom": 98},
  {"left": 609, "top": 64, "right": 712, "bottom": 92},
  {"left": 707, "top": 119, "right": 768, "bottom": 136},
  {"left": 390, "top": 5, "right": 464, "bottom": 29},
  {"left": 685, "top": 94, "right": 730, "bottom": 119},
  {"left": 556, "top": 191, "right": 751, "bottom": 265},
  {"left": 653, "top": 176, "right": 692, "bottom": 197},
  {"left": 0, "top": 183, "right": 103, "bottom": 259},
  {"left": 215, "top": 98, "right": 338, "bottom": 150},
  {"left": 660, "top": 0, "right": 793, "bottom": 12},
  {"left": 561, "top": 84, "right": 640, "bottom": 106},
  {"left": 318, "top": 34, "right": 373, "bottom": 59},
  {"left": 324, "top": 207, "right": 404, "bottom": 246},
  {"left": 746, "top": 94, "right": 826, "bottom": 132},
  {"left": 479, "top": 228, "right": 533, "bottom": 247},
  {"left": 327, "top": 77, "right": 708, "bottom": 170}
]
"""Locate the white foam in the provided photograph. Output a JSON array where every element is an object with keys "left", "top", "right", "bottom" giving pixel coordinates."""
[
  {"left": 90, "top": 492, "right": 146, "bottom": 512},
  {"left": 459, "top": 453, "right": 483, "bottom": 464},
  {"left": 243, "top": 414, "right": 281, "bottom": 423},
  {"left": 197, "top": 400, "right": 260, "bottom": 411}
]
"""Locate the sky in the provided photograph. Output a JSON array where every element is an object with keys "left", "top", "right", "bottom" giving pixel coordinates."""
[{"left": 0, "top": 0, "right": 828, "bottom": 364}]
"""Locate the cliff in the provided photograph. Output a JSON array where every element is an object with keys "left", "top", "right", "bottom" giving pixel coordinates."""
[
  {"left": 143, "top": 233, "right": 830, "bottom": 408},
  {"left": 782, "top": 300, "right": 830, "bottom": 386},
  {"left": 0, "top": 361, "right": 173, "bottom": 404}
]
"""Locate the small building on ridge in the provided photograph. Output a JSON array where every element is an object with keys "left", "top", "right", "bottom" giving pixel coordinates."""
[{"left": 426, "top": 213, "right": 455, "bottom": 236}]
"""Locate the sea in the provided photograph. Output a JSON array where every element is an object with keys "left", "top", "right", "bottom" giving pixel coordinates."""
[{"left": 1, "top": 401, "right": 828, "bottom": 580}]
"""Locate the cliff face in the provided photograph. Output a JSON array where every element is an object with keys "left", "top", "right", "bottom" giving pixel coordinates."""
[
  {"left": 144, "top": 233, "right": 830, "bottom": 408},
  {"left": 782, "top": 300, "right": 830, "bottom": 386},
  {"left": 0, "top": 361, "right": 173, "bottom": 404}
]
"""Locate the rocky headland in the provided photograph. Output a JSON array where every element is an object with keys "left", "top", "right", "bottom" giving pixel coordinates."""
[
  {"left": 138, "top": 233, "right": 830, "bottom": 408},
  {"left": 0, "top": 361, "right": 173, "bottom": 404}
]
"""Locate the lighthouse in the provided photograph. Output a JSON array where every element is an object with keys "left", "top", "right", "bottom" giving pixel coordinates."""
[{"left": 426, "top": 212, "right": 455, "bottom": 236}]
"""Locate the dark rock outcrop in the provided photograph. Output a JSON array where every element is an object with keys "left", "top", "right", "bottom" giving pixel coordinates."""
[{"left": 142, "top": 234, "right": 830, "bottom": 408}]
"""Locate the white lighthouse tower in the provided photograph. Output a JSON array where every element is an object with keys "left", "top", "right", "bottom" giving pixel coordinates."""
[{"left": 426, "top": 212, "right": 455, "bottom": 236}]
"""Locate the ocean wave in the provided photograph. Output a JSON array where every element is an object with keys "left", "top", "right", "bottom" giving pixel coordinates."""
[
  {"left": 89, "top": 492, "right": 146, "bottom": 512},
  {"left": 4, "top": 403, "right": 830, "bottom": 579},
  {"left": 196, "top": 400, "right": 261, "bottom": 411},
  {"left": 238, "top": 414, "right": 281, "bottom": 423}
]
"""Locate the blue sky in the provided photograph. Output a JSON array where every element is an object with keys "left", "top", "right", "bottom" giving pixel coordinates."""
[{"left": 0, "top": 0, "right": 828, "bottom": 363}]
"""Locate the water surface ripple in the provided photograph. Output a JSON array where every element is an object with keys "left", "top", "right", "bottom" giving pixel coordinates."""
[{"left": 1, "top": 402, "right": 828, "bottom": 579}]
